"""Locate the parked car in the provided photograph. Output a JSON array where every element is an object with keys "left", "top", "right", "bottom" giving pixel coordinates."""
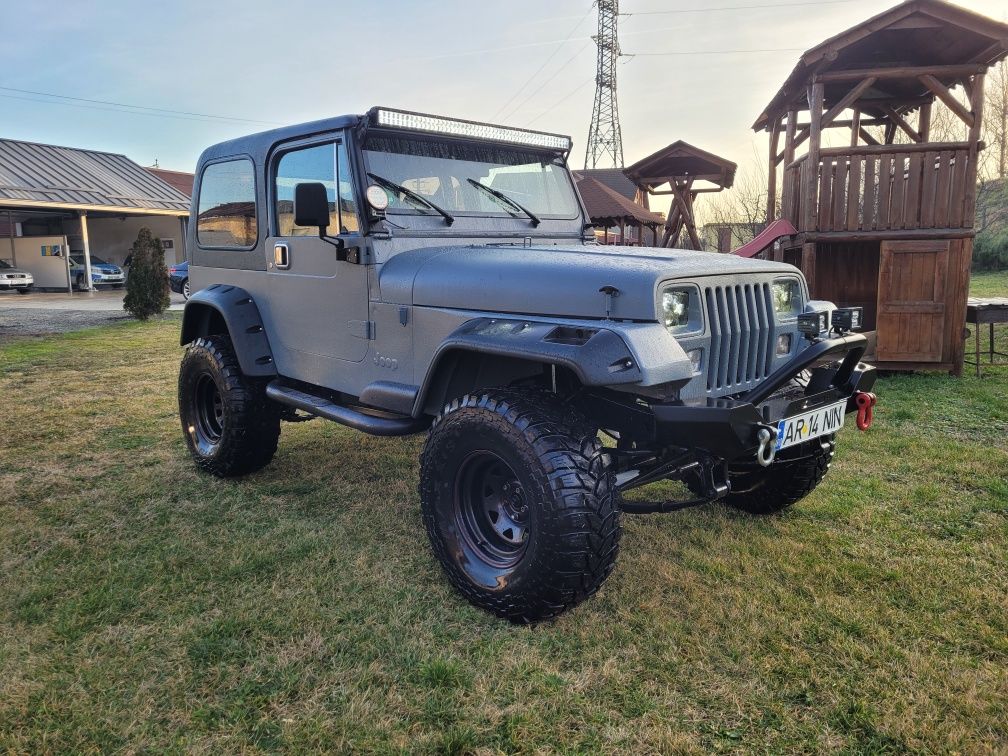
[
  {"left": 0, "top": 259, "right": 33, "bottom": 294},
  {"left": 169, "top": 260, "right": 190, "bottom": 299},
  {"left": 178, "top": 107, "right": 877, "bottom": 623},
  {"left": 69, "top": 254, "right": 125, "bottom": 289}
]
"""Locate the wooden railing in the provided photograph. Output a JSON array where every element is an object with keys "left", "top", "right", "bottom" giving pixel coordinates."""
[{"left": 781, "top": 143, "right": 973, "bottom": 236}]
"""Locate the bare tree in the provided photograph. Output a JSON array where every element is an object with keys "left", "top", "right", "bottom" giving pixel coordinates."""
[
  {"left": 694, "top": 156, "right": 777, "bottom": 250},
  {"left": 985, "top": 61, "right": 1007, "bottom": 181}
]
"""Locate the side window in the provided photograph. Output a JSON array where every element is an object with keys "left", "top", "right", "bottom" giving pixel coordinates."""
[
  {"left": 197, "top": 159, "right": 257, "bottom": 248},
  {"left": 275, "top": 141, "right": 360, "bottom": 236}
]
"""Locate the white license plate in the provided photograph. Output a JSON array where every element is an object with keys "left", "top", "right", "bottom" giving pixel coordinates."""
[{"left": 775, "top": 400, "right": 846, "bottom": 450}]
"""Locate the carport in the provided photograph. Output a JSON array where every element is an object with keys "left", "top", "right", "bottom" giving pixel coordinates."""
[{"left": 0, "top": 138, "right": 190, "bottom": 292}]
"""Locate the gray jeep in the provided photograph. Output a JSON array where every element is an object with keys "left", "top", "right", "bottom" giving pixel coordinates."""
[{"left": 179, "top": 107, "right": 876, "bottom": 622}]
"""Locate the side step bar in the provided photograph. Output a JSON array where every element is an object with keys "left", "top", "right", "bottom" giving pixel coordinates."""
[{"left": 265, "top": 382, "right": 429, "bottom": 437}]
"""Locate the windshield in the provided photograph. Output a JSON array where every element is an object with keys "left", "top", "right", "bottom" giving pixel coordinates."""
[
  {"left": 363, "top": 135, "right": 579, "bottom": 220},
  {"left": 71, "top": 255, "right": 109, "bottom": 265},
  {"left": 0, "top": 259, "right": 11, "bottom": 269}
]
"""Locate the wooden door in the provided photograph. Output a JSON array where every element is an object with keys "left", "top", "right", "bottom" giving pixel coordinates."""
[{"left": 876, "top": 240, "right": 949, "bottom": 362}]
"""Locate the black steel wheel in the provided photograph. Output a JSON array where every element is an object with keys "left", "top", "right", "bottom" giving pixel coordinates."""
[
  {"left": 454, "top": 451, "right": 530, "bottom": 569},
  {"left": 178, "top": 334, "right": 281, "bottom": 477},
  {"left": 420, "top": 389, "right": 622, "bottom": 623}
]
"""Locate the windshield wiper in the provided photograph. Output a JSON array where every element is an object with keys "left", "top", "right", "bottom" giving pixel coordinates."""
[
  {"left": 466, "top": 178, "right": 540, "bottom": 227},
  {"left": 367, "top": 173, "right": 454, "bottom": 226}
]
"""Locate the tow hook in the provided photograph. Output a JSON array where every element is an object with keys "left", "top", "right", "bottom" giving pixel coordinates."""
[
  {"left": 755, "top": 426, "right": 777, "bottom": 467},
  {"left": 855, "top": 391, "right": 877, "bottom": 431}
]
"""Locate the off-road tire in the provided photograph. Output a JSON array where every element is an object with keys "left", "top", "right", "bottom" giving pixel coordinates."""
[
  {"left": 178, "top": 334, "right": 281, "bottom": 477},
  {"left": 722, "top": 435, "right": 836, "bottom": 514},
  {"left": 420, "top": 389, "right": 622, "bottom": 623}
]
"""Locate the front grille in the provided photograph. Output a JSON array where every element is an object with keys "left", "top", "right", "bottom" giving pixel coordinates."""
[{"left": 704, "top": 283, "right": 776, "bottom": 391}]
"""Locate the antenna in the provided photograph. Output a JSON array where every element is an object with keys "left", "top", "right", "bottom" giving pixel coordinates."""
[{"left": 585, "top": 0, "right": 624, "bottom": 169}]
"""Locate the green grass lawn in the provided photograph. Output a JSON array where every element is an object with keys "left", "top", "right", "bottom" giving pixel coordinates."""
[
  {"left": 970, "top": 269, "right": 1008, "bottom": 298},
  {"left": 2, "top": 317, "right": 1007, "bottom": 753}
]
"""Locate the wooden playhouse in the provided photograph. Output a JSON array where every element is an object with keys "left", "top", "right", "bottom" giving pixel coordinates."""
[{"left": 753, "top": 0, "right": 1008, "bottom": 373}]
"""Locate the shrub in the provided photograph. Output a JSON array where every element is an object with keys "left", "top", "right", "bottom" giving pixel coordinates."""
[
  {"left": 972, "top": 229, "right": 1008, "bottom": 271},
  {"left": 123, "top": 227, "right": 170, "bottom": 320}
]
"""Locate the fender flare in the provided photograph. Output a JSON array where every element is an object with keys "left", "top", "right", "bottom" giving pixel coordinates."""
[
  {"left": 180, "top": 284, "right": 277, "bottom": 377},
  {"left": 414, "top": 317, "right": 642, "bottom": 415}
]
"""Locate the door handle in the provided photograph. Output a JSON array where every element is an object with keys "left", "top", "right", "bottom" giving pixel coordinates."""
[{"left": 274, "top": 243, "right": 290, "bottom": 270}]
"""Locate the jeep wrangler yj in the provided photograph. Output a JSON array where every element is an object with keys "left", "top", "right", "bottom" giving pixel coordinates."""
[{"left": 179, "top": 107, "right": 877, "bottom": 623}]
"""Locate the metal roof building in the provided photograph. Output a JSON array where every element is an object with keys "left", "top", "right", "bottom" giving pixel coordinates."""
[
  {"left": 0, "top": 139, "right": 190, "bottom": 215},
  {"left": 0, "top": 137, "right": 191, "bottom": 292}
]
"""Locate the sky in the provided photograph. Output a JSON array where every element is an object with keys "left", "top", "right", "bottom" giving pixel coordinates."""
[{"left": 1, "top": 0, "right": 1005, "bottom": 180}]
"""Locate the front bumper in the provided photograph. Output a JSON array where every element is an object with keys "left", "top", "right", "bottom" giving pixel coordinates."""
[
  {"left": 649, "top": 333, "right": 875, "bottom": 461},
  {"left": 0, "top": 279, "right": 32, "bottom": 288}
]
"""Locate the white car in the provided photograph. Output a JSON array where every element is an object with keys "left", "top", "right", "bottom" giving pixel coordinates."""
[
  {"left": 0, "top": 259, "right": 33, "bottom": 294},
  {"left": 69, "top": 254, "right": 125, "bottom": 289}
]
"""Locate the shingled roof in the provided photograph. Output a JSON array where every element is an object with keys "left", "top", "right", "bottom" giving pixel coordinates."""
[
  {"left": 575, "top": 175, "right": 664, "bottom": 227},
  {"left": 624, "top": 141, "right": 737, "bottom": 189},
  {"left": 572, "top": 168, "right": 639, "bottom": 201}
]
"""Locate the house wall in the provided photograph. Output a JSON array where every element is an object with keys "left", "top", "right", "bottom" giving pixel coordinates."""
[
  {"left": 10, "top": 235, "right": 72, "bottom": 289},
  {"left": 62, "top": 215, "right": 186, "bottom": 267}
]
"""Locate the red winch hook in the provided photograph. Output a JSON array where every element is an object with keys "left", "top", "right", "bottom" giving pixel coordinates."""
[{"left": 854, "top": 391, "right": 877, "bottom": 431}]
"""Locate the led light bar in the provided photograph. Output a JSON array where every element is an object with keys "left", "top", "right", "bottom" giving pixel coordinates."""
[{"left": 372, "top": 107, "right": 573, "bottom": 151}]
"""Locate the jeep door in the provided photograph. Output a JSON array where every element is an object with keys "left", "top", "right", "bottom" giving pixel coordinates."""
[{"left": 265, "top": 137, "right": 369, "bottom": 385}]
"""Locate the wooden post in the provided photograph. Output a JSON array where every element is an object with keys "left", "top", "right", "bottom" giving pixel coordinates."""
[
  {"left": 783, "top": 109, "right": 797, "bottom": 167},
  {"left": 919, "top": 100, "right": 932, "bottom": 143},
  {"left": 802, "top": 83, "right": 824, "bottom": 232},
  {"left": 767, "top": 117, "right": 782, "bottom": 223},
  {"left": 850, "top": 108, "right": 861, "bottom": 147},
  {"left": 672, "top": 179, "right": 702, "bottom": 250},
  {"left": 661, "top": 203, "right": 681, "bottom": 247},
  {"left": 884, "top": 121, "right": 897, "bottom": 144},
  {"left": 801, "top": 241, "right": 817, "bottom": 294}
]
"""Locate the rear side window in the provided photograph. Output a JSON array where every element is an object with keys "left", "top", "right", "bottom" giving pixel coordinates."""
[
  {"left": 275, "top": 141, "right": 360, "bottom": 236},
  {"left": 197, "top": 159, "right": 257, "bottom": 248}
]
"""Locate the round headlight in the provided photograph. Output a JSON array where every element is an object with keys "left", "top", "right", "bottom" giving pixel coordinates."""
[
  {"left": 772, "top": 280, "right": 801, "bottom": 315},
  {"left": 661, "top": 288, "right": 690, "bottom": 330}
]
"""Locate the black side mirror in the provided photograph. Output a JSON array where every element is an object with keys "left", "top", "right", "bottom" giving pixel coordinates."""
[
  {"left": 293, "top": 181, "right": 347, "bottom": 258},
  {"left": 293, "top": 182, "right": 331, "bottom": 230}
]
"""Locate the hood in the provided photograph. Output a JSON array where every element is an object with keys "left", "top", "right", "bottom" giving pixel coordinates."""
[
  {"left": 93, "top": 263, "right": 122, "bottom": 273},
  {"left": 379, "top": 243, "right": 800, "bottom": 320}
]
